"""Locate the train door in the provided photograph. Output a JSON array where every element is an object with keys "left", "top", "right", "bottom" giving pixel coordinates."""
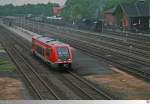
[
  {"left": 32, "top": 40, "right": 35, "bottom": 52},
  {"left": 42, "top": 47, "right": 45, "bottom": 56},
  {"left": 45, "top": 48, "right": 51, "bottom": 60},
  {"left": 36, "top": 45, "right": 44, "bottom": 56}
]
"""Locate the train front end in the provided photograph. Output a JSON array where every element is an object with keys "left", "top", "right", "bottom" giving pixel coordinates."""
[{"left": 55, "top": 45, "right": 72, "bottom": 68}]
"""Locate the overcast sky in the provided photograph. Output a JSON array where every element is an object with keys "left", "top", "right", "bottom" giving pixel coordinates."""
[{"left": 0, "top": 0, "right": 67, "bottom": 6}]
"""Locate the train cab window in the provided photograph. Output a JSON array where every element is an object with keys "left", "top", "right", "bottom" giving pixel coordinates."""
[
  {"left": 46, "top": 48, "right": 51, "bottom": 56},
  {"left": 57, "top": 47, "right": 69, "bottom": 59}
]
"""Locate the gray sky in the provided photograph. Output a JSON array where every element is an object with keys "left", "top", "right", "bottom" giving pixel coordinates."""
[{"left": 0, "top": 0, "right": 67, "bottom": 6}]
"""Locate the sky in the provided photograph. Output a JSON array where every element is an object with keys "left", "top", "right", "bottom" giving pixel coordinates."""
[{"left": 0, "top": 0, "right": 67, "bottom": 6}]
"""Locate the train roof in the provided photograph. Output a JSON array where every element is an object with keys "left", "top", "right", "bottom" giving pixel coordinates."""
[{"left": 33, "top": 35, "right": 69, "bottom": 46}]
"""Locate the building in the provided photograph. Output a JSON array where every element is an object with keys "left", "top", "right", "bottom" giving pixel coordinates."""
[
  {"left": 113, "top": 0, "right": 150, "bottom": 31},
  {"left": 103, "top": 8, "right": 116, "bottom": 27},
  {"left": 52, "top": 7, "right": 64, "bottom": 16}
]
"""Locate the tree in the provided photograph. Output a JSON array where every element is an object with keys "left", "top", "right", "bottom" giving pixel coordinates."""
[
  {"left": 61, "top": 0, "right": 103, "bottom": 21},
  {"left": 61, "top": 0, "right": 147, "bottom": 21},
  {"left": 0, "top": 3, "right": 59, "bottom": 16}
]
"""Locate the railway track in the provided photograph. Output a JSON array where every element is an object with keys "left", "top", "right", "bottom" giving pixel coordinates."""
[
  {"left": 0, "top": 29, "right": 60, "bottom": 99},
  {"left": 104, "top": 30, "right": 150, "bottom": 43},
  {"left": 44, "top": 26, "right": 150, "bottom": 61},
  {"left": 0, "top": 25, "right": 113, "bottom": 99},
  {"left": 43, "top": 22, "right": 150, "bottom": 52},
  {"left": 6, "top": 47, "right": 60, "bottom": 100},
  {"left": 18, "top": 20, "right": 150, "bottom": 56},
  {"left": 15, "top": 20, "right": 150, "bottom": 81},
  {"left": 24, "top": 19, "right": 150, "bottom": 45},
  {"left": 29, "top": 21, "right": 150, "bottom": 52},
  {"left": 44, "top": 23, "right": 150, "bottom": 45},
  {"left": 48, "top": 32, "right": 150, "bottom": 80},
  {"left": 66, "top": 70, "right": 112, "bottom": 99}
]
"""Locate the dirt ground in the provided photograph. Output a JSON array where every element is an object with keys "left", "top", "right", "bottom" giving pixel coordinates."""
[
  {"left": 0, "top": 44, "right": 24, "bottom": 99},
  {"left": 85, "top": 66, "right": 150, "bottom": 99},
  {"left": 0, "top": 77, "right": 24, "bottom": 100}
]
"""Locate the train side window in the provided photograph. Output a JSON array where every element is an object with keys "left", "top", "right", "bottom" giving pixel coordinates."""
[
  {"left": 46, "top": 48, "right": 51, "bottom": 56},
  {"left": 36, "top": 46, "right": 43, "bottom": 55}
]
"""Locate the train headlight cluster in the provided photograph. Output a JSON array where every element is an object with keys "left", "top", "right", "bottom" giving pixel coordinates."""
[{"left": 57, "top": 59, "right": 61, "bottom": 61}]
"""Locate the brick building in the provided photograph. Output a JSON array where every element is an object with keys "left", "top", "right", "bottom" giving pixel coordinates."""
[
  {"left": 103, "top": 8, "right": 116, "bottom": 27},
  {"left": 113, "top": 0, "right": 150, "bottom": 31}
]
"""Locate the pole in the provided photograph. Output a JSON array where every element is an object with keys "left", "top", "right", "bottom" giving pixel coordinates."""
[{"left": 33, "top": 17, "right": 34, "bottom": 32}]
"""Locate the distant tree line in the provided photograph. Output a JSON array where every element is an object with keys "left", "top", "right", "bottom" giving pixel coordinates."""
[{"left": 0, "top": 3, "right": 59, "bottom": 16}]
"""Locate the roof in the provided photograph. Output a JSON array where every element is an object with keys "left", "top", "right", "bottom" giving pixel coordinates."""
[
  {"left": 121, "top": 4, "right": 139, "bottom": 17},
  {"left": 137, "top": 2, "right": 150, "bottom": 16},
  {"left": 114, "top": 1, "right": 150, "bottom": 17},
  {"left": 104, "top": 8, "right": 115, "bottom": 14},
  {"left": 33, "top": 35, "right": 69, "bottom": 46},
  {"left": 52, "top": 7, "right": 64, "bottom": 16}
]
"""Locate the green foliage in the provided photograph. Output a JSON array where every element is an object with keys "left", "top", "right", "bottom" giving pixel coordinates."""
[
  {"left": 61, "top": 0, "right": 103, "bottom": 21},
  {"left": 0, "top": 3, "right": 59, "bottom": 16},
  {"left": 0, "top": 59, "right": 15, "bottom": 72},
  {"left": 61, "top": 0, "right": 148, "bottom": 21},
  {"left": 0, "top": 64, "right": 16, "bottom": 72},
  {"left": 0, "top": 59, "right": 9, "bottom": 65}
]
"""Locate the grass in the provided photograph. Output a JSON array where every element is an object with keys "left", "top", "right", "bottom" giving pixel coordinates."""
[
  {"left": 0, "top": 46, "right": 16, "bottom": 72},
  {"left": 0, "top": 60, "right": 9, "bottom": 65},
  {"left": 0, "top": 59, "right": 16, "bottom": 72}
]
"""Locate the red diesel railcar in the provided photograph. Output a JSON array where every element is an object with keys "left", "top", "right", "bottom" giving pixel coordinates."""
[{"left": 32, "top": 35, "right": 72, "bottom": 68}]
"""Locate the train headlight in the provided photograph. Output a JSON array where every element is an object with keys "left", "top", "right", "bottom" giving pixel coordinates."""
[
  {"left": 58, "top": 59, "right": 61, "bottom": 61},
  {"left": 68, "top": 59, "right": 71, "bottom": 61}
]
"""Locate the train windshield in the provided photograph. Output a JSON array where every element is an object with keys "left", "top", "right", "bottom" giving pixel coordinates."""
[{"left": 57, "top": 47, "right": 69, "bottom": 60}]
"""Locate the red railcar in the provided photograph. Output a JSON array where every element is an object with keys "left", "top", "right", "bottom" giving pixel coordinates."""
[{"left": 32, "top": 35, "right": 72, "bottom": 68}]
